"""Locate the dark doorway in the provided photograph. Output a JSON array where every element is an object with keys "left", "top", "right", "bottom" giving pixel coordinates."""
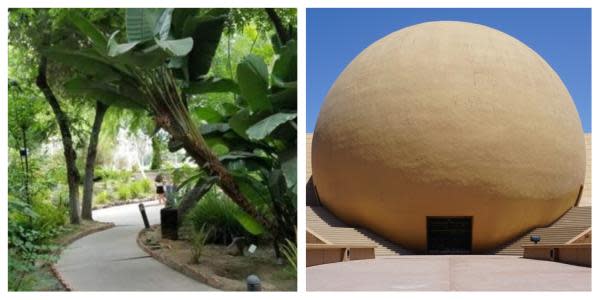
[{"left": 427, "top": 217, "right": 472, "bottom": 254}]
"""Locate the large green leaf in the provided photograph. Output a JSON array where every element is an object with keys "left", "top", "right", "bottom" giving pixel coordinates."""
[
  {"left": 107, "top": 31, "right": 142, "bottom": 57},
  {"left": 185, "top": 77, "right": 239, "bottom": 94},
  {"left": 67, "top": 12, "right": 108, "bottom": 54},
  {"left": 219, "top": 151, "right": 258, "bottom": 162},
  {"left": 64, "top": 78, "right": 146, "bottom": 110},
  {"left": 268, "top": 169, "right": 288, "bottom": 205},
  {"left": 44, "top": 47, "right": 121, "bottom": 81},
  {"left": 200, "top": 123, "right": 230, "bottom": 135},
  {"left": 125, "top": 8, "right": 165, "bottom": 42},
  {"left": 237, "top": 55, "right": 271, "bottom": 113},
  {"left": 228, "top": 108, "right": 264, "bottom": 140},
  {"left": 155, "top": 37, "right": 194, "bottom": 56},
  {"left": 205, "top": 137, "right": 229, "bottom": 156},
  {"left": 183, "top": 10, "right": 229, "bottom": 79},
  {"left": 233, "top": 210, "right": 265, "bottom": 236},
  {"left": 280, "top": 149, "right": 297, "bottom": 192},
  {"left": 107, "top": 39, "right": 170, "bottom": 69},
  {"left": 246, "top": 112, "right": 297, "bottom": 141},
  {"left": 269, "top": 87, "right": 297, "bottom": 110},
  {"left": 193, "top": 106, "right": 223, "bottom": 123},
  {"left": 234, "top": 174, "right": 270, "bottom": 207},
  {"left": 155, "top": 8, "right": 175, "bottom": 40},
  {"left": 272, "top": 40, "right": 297, "bottom": 86}
]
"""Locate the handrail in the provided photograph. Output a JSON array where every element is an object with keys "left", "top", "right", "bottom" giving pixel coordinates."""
[
  {"left": 306, "top": 227, "right": 332, "bottom": 244},
  {"left": 522, "top": 243, "right": 591, "bottom": 249},
  {"left": 566, "top": 227, "right": 591, "bottom": 244},
  {"left": 307, "top": 243, "right": 377, "bottom": 249}
]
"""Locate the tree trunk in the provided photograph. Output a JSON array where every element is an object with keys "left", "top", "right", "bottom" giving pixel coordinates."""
[
  {"left": 150, "top": 135, "right": 162, "bottom": 170},
  {"left": 265, "top": 8, "right": 290, "bottom": 44},
  {"left": 36, "top": 56, "right": 81, "bottom": 225},
  {"left": 81, "top": 101, "right": 109, "bottom": 220}
]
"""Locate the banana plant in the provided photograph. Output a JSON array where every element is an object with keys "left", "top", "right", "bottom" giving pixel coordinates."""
[
  {"left": 44, "top": 8, "right": 272, "bottom": 232},
  {"left": 180, "top": 37, "right": 298, "bottom": 250}
]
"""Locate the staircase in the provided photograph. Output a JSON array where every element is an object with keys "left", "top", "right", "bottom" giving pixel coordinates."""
[
  {"left": 307, "top": 206, "right": 411, "bottom": 256},
  {"left": 493, "top": 206, "right": 591, "bottom": 256}
]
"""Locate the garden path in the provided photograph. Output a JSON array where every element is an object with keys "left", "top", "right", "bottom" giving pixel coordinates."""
[{"left": 55, "top": 200, "right": 216, "bottom": 291}]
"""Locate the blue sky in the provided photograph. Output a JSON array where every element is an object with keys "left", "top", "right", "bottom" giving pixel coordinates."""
[{"left": 307, "top": 8, "right": 591, "bottom": 133}]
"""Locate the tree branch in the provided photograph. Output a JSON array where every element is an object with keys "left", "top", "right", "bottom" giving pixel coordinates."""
[{"left": 265, "top": 8, "right": 290, "bottom": 44}]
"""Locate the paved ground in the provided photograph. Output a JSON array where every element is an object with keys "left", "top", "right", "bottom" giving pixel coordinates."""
[
  {"left": 56, "top": 200, "right": 216, "bottom": 291},
  {"left": 307, "top": 255, "right": 591, "bottom": 291}
]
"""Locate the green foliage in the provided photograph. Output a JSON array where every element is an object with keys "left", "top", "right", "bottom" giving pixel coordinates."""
[
  {"left": 129, "top": 180, "right": 144, "bottom": 198},
  {"left": 150, "top": 135, "right": 163, "bottom": 170},
  {"left": 96, "top": 168, "right": 132, "bottom": 181},
  {"left": 233, "top": 210, "right": 265, "bottom": 236},
  {"left": 114, "top": 178, "right": 153, "bottom": 201},
  {"left": 95, "top": 190, "right": 111, "bottom": 205},
  {"left": 236, "top": 54, "right": 270, "bottom": 113},
  {"left": 8, "top": 197, "right": 63, "bottom": 291},
  {"left": 281, "top": 239, "right": 297, "bottom": 277},
  {"left": 169, "top": 164, "right": 197, "bottom": 187},
  {"left": 190, "top": 225, "right": 211, "bottom": 263},
  {"left": 185, "top": 187, "right": 251, "bottom": 245},
  {"left": 125, "top": 8, "right": 165, "bottom": 42},
  {"left": 140, "top": 178, "right": 153, "bottom": 193},
  {"left": 116, "top": 184, "right": 132, "bottom": 200},
  {"left": 246, "top": 112, "right": 297, "bottom": 141},
  {"left": 31, "top": 201, "right": 68, "bottom": 231}
]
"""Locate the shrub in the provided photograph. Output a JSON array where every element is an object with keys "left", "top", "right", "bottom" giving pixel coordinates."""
[
  {"left": 95, "top": 191, "right": 111, "bottom": 205},
  {"left": 281, "top": 239, "right": 297, "bottom": 278},
  {"left": 190, "top": 225, "right": 211, "bottom": 264},
  {"left": 95, "top": 168, "right": 132, "bottom": 182},
  {"left": 116, "top": 184, "right": 131, "bottom": 201},
  {"left": 129, "top": 182, "right": 143, "bottom": 199},
  {"left": 31, "top": 200, "right": 68, "bottom": 231},
  {"left": 130, "top": 178, "right": 153, "bottom": 199},
  {"left": 140, "top": 178, "right": 153, "bottom": 194},
  {"left": 185, "top": 187, "right": 250, "bottom": 245}
]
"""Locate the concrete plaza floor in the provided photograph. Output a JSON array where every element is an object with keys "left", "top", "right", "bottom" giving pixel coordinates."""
[{"left": 307, "top": 255, "right": 591, "bottom": 291}]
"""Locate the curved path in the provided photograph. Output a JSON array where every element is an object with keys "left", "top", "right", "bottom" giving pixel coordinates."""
[
  {"left": 56, "top": 200, "right": 216, "bottom": 291},
  {"left": 308, "top": 256, "right": 591, "bottom": 291}
]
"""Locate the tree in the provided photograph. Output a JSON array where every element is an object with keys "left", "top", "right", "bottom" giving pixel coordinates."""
[
  {"left": 35, "top": 56, "right": 81, "bottom": 224},
  {"left": 9, "top": 8, "right": 124, "bottom": 223},
  {"left": 81, "top": 101, "right": 109, "bottom": 220}
]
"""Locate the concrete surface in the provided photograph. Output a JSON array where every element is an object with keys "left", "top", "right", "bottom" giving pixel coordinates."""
[
  {"left": 56, "top": 200, "right": 216, "bottom": 291},
  {"left": 307, "top": 255, "right": 591, "bottom": 291}
]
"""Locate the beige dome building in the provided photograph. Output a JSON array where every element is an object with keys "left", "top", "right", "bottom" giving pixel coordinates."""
[{"left": 311, "top": 21, "right": 587, "bottom": 254}]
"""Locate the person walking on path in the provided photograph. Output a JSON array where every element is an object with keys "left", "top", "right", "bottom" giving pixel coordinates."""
[{"left": 155, "top": 173, "right": 166, "bottom": 205}]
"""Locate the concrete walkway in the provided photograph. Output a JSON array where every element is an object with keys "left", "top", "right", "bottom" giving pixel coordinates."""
[
  {"left": 56, "top": 200, "right": 216, "bottom": 291},
  {"left": 307, "top": 255, "right": 591, "bottom": 291}
]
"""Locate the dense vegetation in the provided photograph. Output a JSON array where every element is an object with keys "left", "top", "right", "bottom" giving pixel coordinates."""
[{"left": 8, "top": 8, "right": 297, "bottom": 290}]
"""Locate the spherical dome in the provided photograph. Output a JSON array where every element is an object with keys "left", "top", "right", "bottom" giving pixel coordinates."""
[{"left": 312, "top": 21, "right": 585, "bottom": 253}]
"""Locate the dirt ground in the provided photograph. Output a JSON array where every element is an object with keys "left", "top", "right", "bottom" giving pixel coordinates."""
[{"left": 141, "top": 226, "right": 296, "bottom": 291}]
